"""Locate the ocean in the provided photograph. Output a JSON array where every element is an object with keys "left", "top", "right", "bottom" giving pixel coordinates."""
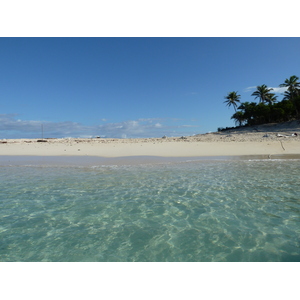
[{"left": 0, "top": 156, "right": 299, "bottom": 262}]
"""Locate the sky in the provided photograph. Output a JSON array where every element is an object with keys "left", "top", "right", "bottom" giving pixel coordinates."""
[{"left": 1, "top": 37, "right": 300, "bottom": 139}]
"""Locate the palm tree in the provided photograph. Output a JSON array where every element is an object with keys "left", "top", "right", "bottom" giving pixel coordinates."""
[
  {"left": 266, "top": 93, "right": 278, "bottom": 105},
  {"left": 279, "top": 75, "right": 300, "bottom": 99},
  {"left": 238, "top": 102, "right": 258, "bottom": 126},
  {"left": 231, "top": 111, "right": 245, "bottom": 127},
  {"left": 251, "top": 84, "right": 274, "bottom": 103},
  {"left": 282, "top": 90, "right": 293, "bottom": 101},
  {"left": 224, "top": 91, "right": 241, "bottom": 112}
]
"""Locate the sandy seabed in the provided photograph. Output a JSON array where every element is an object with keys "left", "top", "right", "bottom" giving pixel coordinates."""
[{"left": 0, "top": 121, "right": 300, "bottom": 160}]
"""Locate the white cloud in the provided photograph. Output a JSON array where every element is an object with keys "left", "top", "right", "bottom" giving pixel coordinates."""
[
  {"left": 0, "top": 115, "right": 200, "bottom": 139},
  {"left": 244, "top": 86, "right": 288, "bottom": 94},
  {"left": 244, "top": 86, "right": 256, "bottom": 92},
  {"left": 0, "top": 114, "right": 91, "bottom": 138},
  {"left": 271, "top": 87, "right": 288, "bottom": 93},
  {"left": 137, "top": 118, "right": 163, "bottom": 123}
]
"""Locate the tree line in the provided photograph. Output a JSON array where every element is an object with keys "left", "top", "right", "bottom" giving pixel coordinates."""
[{"left": 222, "top": 75, "right": 300, "bottom": 130}]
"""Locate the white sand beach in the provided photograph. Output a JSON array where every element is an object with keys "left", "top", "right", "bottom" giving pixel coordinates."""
[{"left": 1, "top": 121, "right": 300, "bottom": 158}]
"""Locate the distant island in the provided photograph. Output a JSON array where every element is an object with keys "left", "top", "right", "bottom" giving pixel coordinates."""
[{"left": 221, "top": 75, "right": 300, "bottom": 132}]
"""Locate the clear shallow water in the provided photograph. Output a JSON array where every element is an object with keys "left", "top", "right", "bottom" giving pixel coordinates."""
[{"left": 0, "top": 158, "right": 300, "bottom": 262}]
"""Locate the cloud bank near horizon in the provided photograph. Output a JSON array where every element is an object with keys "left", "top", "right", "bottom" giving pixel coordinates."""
[{"left": 0, "top": 114, "right": 200, "bottom": 139}]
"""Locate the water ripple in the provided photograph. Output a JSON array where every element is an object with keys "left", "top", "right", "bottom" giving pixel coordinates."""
[{"left": 0, "top": 160, "right": 300, "bottom": 261}]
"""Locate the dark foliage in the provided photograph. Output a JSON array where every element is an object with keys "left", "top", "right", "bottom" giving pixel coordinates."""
[{"left": 226, "top": 76, "right": 300, "bottom": 128}]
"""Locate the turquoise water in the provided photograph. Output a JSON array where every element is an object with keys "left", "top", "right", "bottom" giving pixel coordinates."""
[{"left": 1, "top": 157, "right": 300, "bottom": 261}]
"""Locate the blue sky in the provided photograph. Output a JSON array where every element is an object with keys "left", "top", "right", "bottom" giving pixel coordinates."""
[{"left": 1, "top": 37, "right": 300, "bottom": 138}]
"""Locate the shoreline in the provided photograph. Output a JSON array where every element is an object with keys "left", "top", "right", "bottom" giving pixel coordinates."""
[
  {"left": 1, "top": 154, "right": 300, "bottom": 167},
  {"left": 0, "top": 138, "right": 300, "bottom": 158},
  {"left": 1, "top": 121, "right": 300, "bottom": 160}
]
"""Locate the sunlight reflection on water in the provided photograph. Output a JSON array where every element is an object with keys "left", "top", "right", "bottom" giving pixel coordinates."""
[{"left": 0, "top": 158, "right": 300, "bottom": 261}]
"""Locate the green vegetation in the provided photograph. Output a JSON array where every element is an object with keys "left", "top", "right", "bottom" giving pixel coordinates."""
[
  {"left": 222, "top": 75, "right": 300, "bottom": 130},
  {"left": 224, "top": 91, "right": 241, "bottom": 112}
]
